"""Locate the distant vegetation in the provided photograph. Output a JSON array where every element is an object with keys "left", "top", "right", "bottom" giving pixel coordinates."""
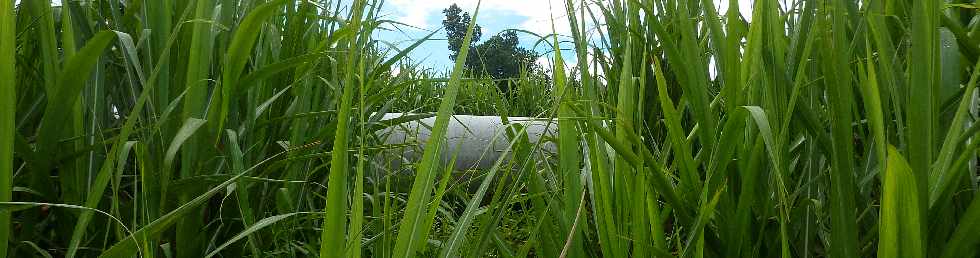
[{"left": 442, "top": 4, "right": 544, "bottom": 98}]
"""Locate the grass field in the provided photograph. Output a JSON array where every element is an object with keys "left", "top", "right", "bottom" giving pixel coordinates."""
[{"left": 2, "top": 0, "right": 980, "bottom": 257}]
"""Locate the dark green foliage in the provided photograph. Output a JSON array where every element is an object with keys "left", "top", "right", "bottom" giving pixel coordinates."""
[
  {"left": 442, "top": 4, "right": 482, "bottom": 61},
  {"left": 442, "top": 4, "right": 541, "bottom": 96},
  {"left": 469, "top": 31, "right": 540, "bottom": 88}
]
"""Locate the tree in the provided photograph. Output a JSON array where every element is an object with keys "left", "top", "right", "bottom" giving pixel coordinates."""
[
  {"left": 442, "top": 4, "right": 541, "bottom": 96},
  {"left": 470, "top": 31, "right": 539, "bottom": 83},
  {"left": 442, "top": 4, "right": 482, "bottom": 61}
]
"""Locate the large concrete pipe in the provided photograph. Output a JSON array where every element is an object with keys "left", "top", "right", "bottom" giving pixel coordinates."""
[{"left": 376, "top": 113, "right": 558, "bottom": 171}]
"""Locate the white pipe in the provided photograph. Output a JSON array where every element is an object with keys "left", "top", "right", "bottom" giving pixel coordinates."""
[{"left": 376, "top": 113, "right": 557, "bottom": 171}]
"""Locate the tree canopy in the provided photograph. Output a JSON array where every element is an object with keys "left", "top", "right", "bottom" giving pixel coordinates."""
[
  {"left": 442, "top": 4, "right": 541, "bottom": 96},
  {"left": 442, "top": 4, "right": 482, "bottom": 61}
]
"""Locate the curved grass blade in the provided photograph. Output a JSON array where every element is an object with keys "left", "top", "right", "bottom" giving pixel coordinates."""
[
  {"left": 35, "top": 31, "right": 117, "bottom": 165},
  {"left": 320, "top": 0, "right": 368, "bottom": 256},
  {"left": 98, "top": 152, "right": 285, "bottom": 258},
  {"left": 742, "top": 106, "right": 791, "bottom": 258},
  {"left": 238, "top": 52, "right": 326, "bottom": 91},
  {"left": 0, "top": 202, "right": 134, "bottom": 236},
  {"left": 392, "top": 2, "right": 482, "bottom": 257},
  {"left": 65, "top": 3, "right": 205, "bottom": 256},
  {"left": 160, "top": 118, "right": 208, "bottom": 204},
  {"left": 929, "top": 58, "right": 980, "bottom": 207},
  {"left": 205, "top": 212, "right": 318, "bottom": 257},
  {"left": 370, "top": 30, "right": 439, "bottom": 80},
  {"left": 215, "top": 0, "right": 289, "bottom": 134},
  {"left": 38, "top": 31, "right": 124, "bottom": 258}
]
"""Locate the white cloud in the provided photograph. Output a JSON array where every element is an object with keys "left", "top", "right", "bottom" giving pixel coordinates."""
[
  {"left": 380, "top": 0, "right": 755, "bottom": 69},
  {"left": 385, "top": 0, "right": 576, "bottom": 36},
  {"left": 384, "top": 0, "right": 755, "bottom": 39},
  {"left": 535, "top": 54, "right": 553, "bottom": 69}
]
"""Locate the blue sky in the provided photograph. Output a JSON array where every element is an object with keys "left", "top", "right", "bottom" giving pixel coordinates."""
[
  {"left": 41, "top": 0, "right": 752, "bottom": 71},
  {"left": 373, "top": 0, "right": 584, "bottom": 72},
  {"left": 373, "top": 0, "right": 753, "bottom": 71}
]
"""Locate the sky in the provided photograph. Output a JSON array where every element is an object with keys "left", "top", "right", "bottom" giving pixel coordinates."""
[
  {"left": 36, "top": 0, "right": 754, "bottom": 71},
  {"left": 374, "top": 0, "right": 581, "bottom": 72},
  {"left": 375, "top": 0, "right": 755, "bottom": 71}
]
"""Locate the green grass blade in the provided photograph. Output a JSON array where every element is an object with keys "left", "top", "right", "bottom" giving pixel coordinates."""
[
  {"left": 98, "top": 152, "right": 284, "bottom": 258},
  {"left": 680, "top": 186, "right": 725, "bottom": 258},
  {"left": 161, "top": 118, "right": 208, "bottom": 202},
  {"left": 40, "top": 30, "right": 120, "bottom": 258},
  {"left": 215, "top": 0, "right": 289, "bottom": 134},
  {"left": 392, "top": 2, "right": 482, "bottom": 257},
  {"left": 370, "top": 30, "right": 439, "bottom": 80},
  {"left": 415, "top": 146, "right": 459, "bottom": 254},
  {"left": 909, "top": 0, "right": 940, "bottom": 223},
  {"left": 742, "top": 106, "right": 791, "bottom": 258},
  {"left": 570, "top": 105, "right": 688, "bottom": 219},
  {"left": 938, "top": 192, "right": 980, "bottom": 258},
  {"left": 205, "top": 212, "right": 316, "bottom": 257},
  {"left": 170, "top": 116, "right": 209, "bottom": 258},
  {"left": 175, "top": 1, "right": 219, "bottom": 254},
  {"left": 320, "top": 0, "right": 366, "bottom": 256},
  {"left": 612, "top": 33, "right": 653, "bottom": 257},
  {"left": 550, "top": 10, "right": 584, "bottom": 258},
  {"left": 66, "top": 139, "right": 138, "bottom": 258},
  {"left": 0, "top": 0, "right": 13, "bottom": 256},
  {"left": 35, "top": 31, "right": 117, "bottom": 164},
  {"left": 879, "top": 146, "right": 924, "bottom": 258},
  {"left": 440, "top": 127, "right": 526, "bottom": 258},
  {"left": 23, "top": 0, "right": 59, "bottom": 94},
  {"left": 929, "top": 58, "right": 980, "bottom": 207},
  {"left": 238, "top": 52, "right": 326, "bottom": 91},
  {"left": 225, "top": 129, "right": 261, "bottom": 256},
  {"left": 820, "top": 1, "right": 860, "bottom": 255},
  {"left": 653, "top": 56, "right": 698, "bottom": 200},
  {"left": 144, "top": 0, "right": 174, "bottom": 115}
]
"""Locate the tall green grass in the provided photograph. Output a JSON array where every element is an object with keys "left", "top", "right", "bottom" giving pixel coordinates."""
[
  {"left": 2, "top": 0, "right": 980, "bottom": 257},
  {"left": 0, "top": 1, "right": 14, "bottom": 257}
]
